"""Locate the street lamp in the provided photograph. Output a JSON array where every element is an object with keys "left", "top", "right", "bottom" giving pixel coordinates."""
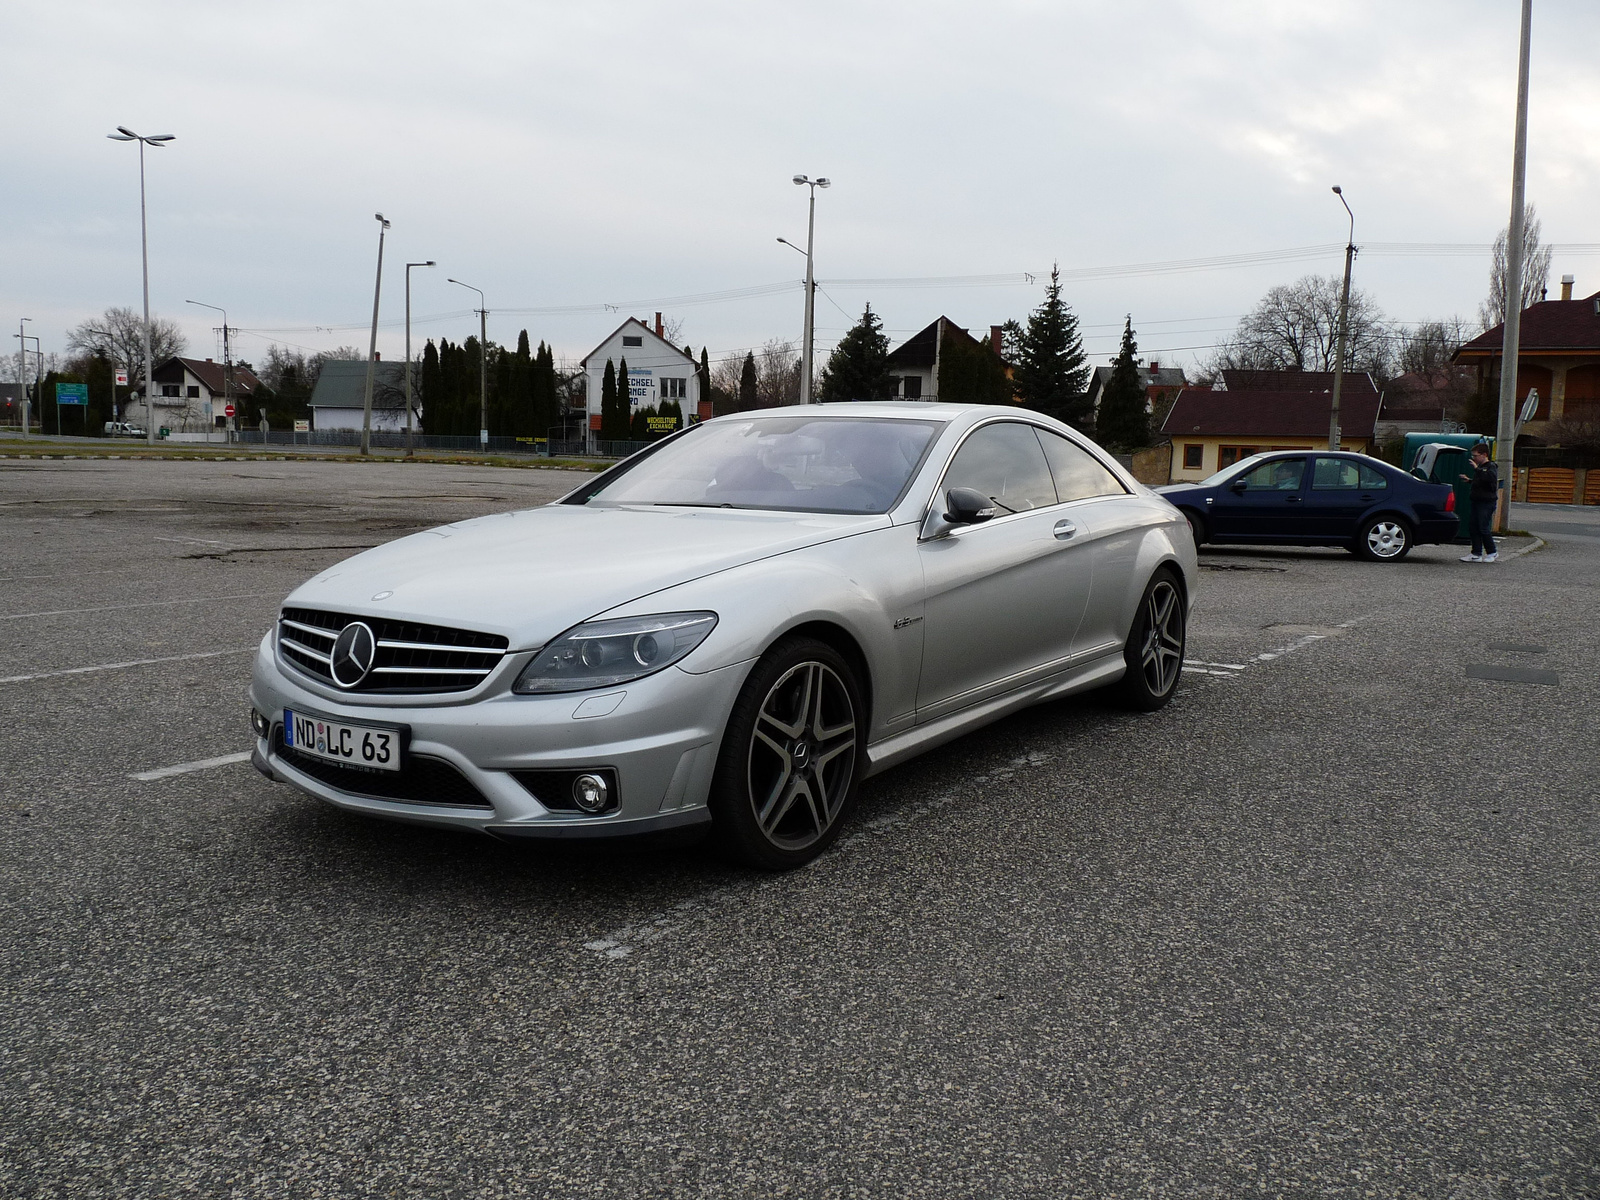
[
  {"left": 107, "top": 126, "right": 175, "bottom": 446},
  {"left": 447, "top": 278, "right": 489, "bottom": 448},
  {"left": 13, "top": 316, "right": 31, "bottom": 437},
  {"left": 1328, "top": 185, "right": 1356, "bottom": 452},
  {"left": 17, "top": 335, "right": 42, "bottom": 430},
  {"left": 185, "top": 299, "right": 234, "bottom": 439},
  {"left": 361, "top": 213, "right": 391, "bottom": 456},
  {"left": 405, "top": 261, "right": 436, "bottom": 456},
  {"left": 792, "top": 174, "right": 830, "bottom": 403}
]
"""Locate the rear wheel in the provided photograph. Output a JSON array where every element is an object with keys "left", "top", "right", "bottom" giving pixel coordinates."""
[
  {"left": 709, "top": 637, "right": 863, "bottom": 870},
  {"left": 1113, "top": 569, "right": 1186, "bottom": 711},
  {"left": 1183, "top": 510, "right": 1206, "bottom": 550},
  {"left": 1356, "top": 516, "right": 1412, "bottom": 561}
]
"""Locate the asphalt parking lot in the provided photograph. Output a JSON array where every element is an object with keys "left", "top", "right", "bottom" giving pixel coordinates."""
[{"left": 2, "top": 456, "right": 1597, "bottom": 1199}]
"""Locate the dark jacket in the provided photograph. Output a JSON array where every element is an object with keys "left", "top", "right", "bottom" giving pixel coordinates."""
[{"left": 1470, "top": 459, "right": 1499, "bottom": 504}]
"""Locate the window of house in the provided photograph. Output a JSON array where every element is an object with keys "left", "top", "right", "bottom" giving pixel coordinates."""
[
  {"left": 1183, "top": 443, "right": 1204, "bottom": 469},
  {"left": 622, "top": 335, "right": 643, "bottom": 348},
  {"left": 161, "top": 384, "right": 180, "bottom": 397},
  {"left": 1218, "top": 445, "right": 1252, "bottom": 468},
  {"left": 661, "top": 377, "right": 687, "bottom": 400},
  {"left": 186, "top": 385, "right": 200, "bottom": 399},
  {"left": 1035, "top": 428, "right": 1128, "bottom": 501},
  {"left": 903, "top": 375, "right": 922, "bottom": 399}
]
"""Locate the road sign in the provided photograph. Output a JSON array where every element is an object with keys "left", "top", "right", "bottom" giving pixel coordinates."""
[
  {"left": 55, "top": 383, "right": 89, "bottom": 406},
  {"left": 1519, "top": 389, "right": 1540, "bottom": 425},
  {"left": 114, "top": 369, "right": 129, "bottom": 387},
  {"left": 224, "top": 403, "right": 235, "bottom": 418},
  {"left": 294, "top": 419, "right": 310, "bottom": 433}
]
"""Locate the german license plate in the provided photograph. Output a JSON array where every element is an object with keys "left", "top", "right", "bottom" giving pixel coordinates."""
[{"left": 284, "top": 709, "right": 401, "bottom": 772}]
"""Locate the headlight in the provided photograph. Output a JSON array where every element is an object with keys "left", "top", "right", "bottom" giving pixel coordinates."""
[{"left": 512, "top": 612, "right": 718, "bottom": 694}]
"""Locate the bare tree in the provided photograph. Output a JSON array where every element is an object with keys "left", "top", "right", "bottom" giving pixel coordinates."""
[
  {"left": 711, "top": 352, "right": 745, "bottom": 398},
  {"left": 1397, "top": 318, "right": 1472, "bottom": 377},
  {"left": 66, "top": 307, "right": 187, "bottom": 388},
  {"left": 1479, "top": 204, "right": 1554, "bottom": 331},
  {"left": 660, "top": 315, "right": 685, "bottom": 346},
  {"left": 1207, "top": 274, "right": 1392, "bottom": 378},
  {"left": 756, "top": 338, "right": 800, "bottom": 407}
]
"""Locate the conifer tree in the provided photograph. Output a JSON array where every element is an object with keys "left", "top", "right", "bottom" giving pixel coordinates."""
[
  {"left": 600, "top": 358, "right": 621, "bottom": 441},
  {"left": 1013, "top": 266, "right": 1091, "bottom": 431},
  {"left": 615, "top": 355, "right": 631, "bottom": 438},
  {"left": 698, "top": 347, "right": 712, "bottom": 416},
  {"left": 738, "top": 351, "right": 758, "bottom": 411},
  {"left": 818, "top": 303, "right": 892, "bottom": 402},
  {"left": 420, "top": 340, "right": 441, "bottom": 433},
  {"left": 533, "top": 341, "right": 557, "bottom": 438},
  {"left": 510, "top": 330, "right": 534, "bottom": 437},
  {"left": 1095, "top": 318, "right": 1151, "bottom": 451}
]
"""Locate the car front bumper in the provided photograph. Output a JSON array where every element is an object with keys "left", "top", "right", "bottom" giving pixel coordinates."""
[{"left": 248, "top": 635, "right": 750, "bottom": 839}]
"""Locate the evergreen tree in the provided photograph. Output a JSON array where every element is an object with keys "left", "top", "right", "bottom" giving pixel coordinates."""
[
  {"left": 738, "top": 351, "right": 758, "bottom": 412},
  {"left": 630, "top": 405, "right": 653, "bottom": 439},
  {"left": 510, "top": 330, "right": 534, "bottom": 437},
  {"left": 1095, "top": 318, "right": 1151, "bottom": 451},
  {"left": 492, "top": 342, "right": 513, "bottom": 436},
  {"left": 420, "top": 340, "right": 441, "bottom": 434},
  {"left": 1013, "top": 266, "right": 1091, "bottom": 431},
  {"left": 615, "top": 355, "right": 632, "bottom": 438},
  {"left": 935, "top": 325, "right": 1013, "bottom": 406},
  {"left": 600, "top": 358, "right": 622, "bottom": 441},
  {"left": 818, "top": 303, "right": 892, "bottom": 402},
  {"left": 698, "top": 347, "right": 713, "bottom": 416},
  {"left": 533, "top": 341, "right": 557, "bottom": 439}
]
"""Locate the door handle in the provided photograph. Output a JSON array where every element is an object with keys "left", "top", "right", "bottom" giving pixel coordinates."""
[
  {"left": 1053, "top": 520, "right": 1077, "bottom": 540},
  {"left": 1285, "top": 496, "right": 1301, "bottom": 503}
]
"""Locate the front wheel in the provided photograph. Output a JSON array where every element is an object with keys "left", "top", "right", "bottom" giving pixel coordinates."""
[
  {"left": 1356, "top": 516, "right": 1412, "bottom": 561},
  {"left": 1112, "top": 569, "right": 1186, "bottom": 711},
  {"left": 709, "top": 637, "right": 864, "bottom": 870}
]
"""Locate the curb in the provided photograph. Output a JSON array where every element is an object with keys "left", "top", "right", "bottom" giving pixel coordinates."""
[{"left": 1500, "top": 535, "right": 1546, "bottom": 560}]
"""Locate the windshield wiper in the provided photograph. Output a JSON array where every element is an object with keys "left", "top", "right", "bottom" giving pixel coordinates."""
[{"left": 651, "top": 501, "right": 739, "bottom": 509}]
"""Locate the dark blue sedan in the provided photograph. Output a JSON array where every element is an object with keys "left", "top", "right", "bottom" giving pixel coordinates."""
[{"left": 1155, "top": 451, "right": 1458, "bottom": 561}]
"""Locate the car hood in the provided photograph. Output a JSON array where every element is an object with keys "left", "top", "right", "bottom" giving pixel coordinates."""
[
  {"left": 283, "top": 503, "right": 889, "bottom": 649},
  {"left": 1153, "top": 482, "right": 1201, "bottom": 495}
]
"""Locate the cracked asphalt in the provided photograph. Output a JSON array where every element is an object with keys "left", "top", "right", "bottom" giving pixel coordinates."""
[{"left": 1, "top": 457, "right": 1596, "bottom": 1198}]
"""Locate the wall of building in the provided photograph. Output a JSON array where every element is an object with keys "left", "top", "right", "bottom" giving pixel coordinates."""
[
  {"left": 311, "top": 407, "right": 410, "bottom": 432},
  {"left": 1169, "top": 437, "right": 1371, "bottom": 481},
  {"left": 582, "top": 323, "right": 700, "bottom": 422}
]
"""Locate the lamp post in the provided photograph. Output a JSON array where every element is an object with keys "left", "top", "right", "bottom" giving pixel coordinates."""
[
  {"left": 447, "top": 278, "right": 489, "bottom": 449},
  {"left": 360, "top": 213, "right": 391, "bottom": 456},
  {"left": 1328, "top": 185, "right": 1356, "bottom": 452},
  {"left": 107, "top": 126, "right": 175, "bottom": 446},
  {"left": 19, "top": 335, "right": 43, "bottom": 431},
  {"left": 405, "top": 261, "right": 436, "bottom": 456},
  {"left": 1494, "top": 0, "right": 1534, "bottom": 534},
  {"left": 791, "top": 174, "right": 830, "bottom": 403},
  {"left": 185, "top": 299, "right": 233, "bottom": 439},
  {"left": 14, "top": 317, "right": 31, "bottom": 437}
]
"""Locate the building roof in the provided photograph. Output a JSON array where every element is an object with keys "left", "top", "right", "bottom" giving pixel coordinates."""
[
  {"left": 579, "top": 318, "right": 696, "bottom": 369},
  {"left": 1088, "top": 363, "right": 1188, "bottom": 397},
  {"left": 308, "top": 358, "right": 410, "bottom": 410},
  {"left": 886, "top": 318, "right": 1002, "bottom": 371},
  {"left": 154, "top": 356, "right": 264, "bottom": 397},
  {"left": 1161, "top": 387, "right": 1381, "bottom": 440},
  {"left": 1455, "top": 293, "right": 1600, "bottom": 357},
  {"left": 1219, "top": 368, "right": 1378, "bottom": 393}
]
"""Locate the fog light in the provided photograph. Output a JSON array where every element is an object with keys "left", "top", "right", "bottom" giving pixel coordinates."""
[
  {"left": 250, "top": 708, "right": 270, "bottom": 738},
  {"left": 572, "top": 773, "right": 609, "bottom": 814}
]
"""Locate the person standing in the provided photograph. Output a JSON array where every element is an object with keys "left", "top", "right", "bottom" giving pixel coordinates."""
[{"left": 1459, "top": 443, "right": 1499, "bottom": 563}]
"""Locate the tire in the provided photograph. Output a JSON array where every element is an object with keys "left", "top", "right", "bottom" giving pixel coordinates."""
[
  {"left": 1356, "top": 516, "right": 1412, "bottom": 562},
  {"left": 1113, "top": 568, "right": 1186, "bottom": 712},
  {"left": 1182, "top": 509, "right": 1206, "bottom": 550},
  {"left": 709, "top": 636, "right": 864, "bottom": 870}
]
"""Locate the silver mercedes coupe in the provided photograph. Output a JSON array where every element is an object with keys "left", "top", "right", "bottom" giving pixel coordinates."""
[{"left": 248, "top": 402, "right": 1196, "bottom": 868}]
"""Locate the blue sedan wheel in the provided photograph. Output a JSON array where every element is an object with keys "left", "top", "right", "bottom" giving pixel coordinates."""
[{"left": 1357, "top": 517, "right": 1412, "bottom": 562}]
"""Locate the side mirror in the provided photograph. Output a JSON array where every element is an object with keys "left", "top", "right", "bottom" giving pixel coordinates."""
[
  {"left": 1229, "top": 478, "right": 1248, "bottom": 493},
  {"left": 945, "top": 487, "right": 999, "bottom": 525}
]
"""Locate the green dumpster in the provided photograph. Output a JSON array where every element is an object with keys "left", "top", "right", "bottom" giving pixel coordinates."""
[{"left": 1405, "top": 434, "right": 1494, "bottom": 540}]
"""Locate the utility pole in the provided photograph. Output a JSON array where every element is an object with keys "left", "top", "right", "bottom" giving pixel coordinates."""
[
  {"left": 1494, "top": 0, "right": 1534, "bottom": 534},
  {"left": 14, "top": 318, "right": 31, "bottom": 438},
  {"left": 361, "top": 213, "right": 391, "bottom": 456},
  {"left": 108, "top": 128, "right": 175, "bottom": 444},
  {"left": 1328, "top": 185, "right": 1356, "bottom": 452},
  {"left": 792, "top": 175, "right": 830, "bottom": 403},
  {"left": 405, "top": 261, "right": 435, "bottom": 457},
  {"left": 447, "top": 278, "right": 488, "bottom": 449}
]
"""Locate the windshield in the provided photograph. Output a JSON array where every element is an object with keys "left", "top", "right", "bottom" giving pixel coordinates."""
[
  {"left": 1197, "top": 453, "right": 1268, "bottom": 488},
  {"left": 584, "top": 416, "right": 943, "bottom": 514}
]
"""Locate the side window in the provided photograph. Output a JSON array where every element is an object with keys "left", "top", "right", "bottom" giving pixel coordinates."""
[
  {"left": 1358, "top": 463, "right": 1389, "bottom": 490},
  {"left": 1036, "top": 428, "right": 1128, "bottom": 502},
  {"left": 942, "top": 423, "right": 1057, "bottom": 513},
  {"left": 1311, "top": 457, "right": 1360, "bottom": 489},
  {"left": 1236, "top": 458, "right": 1305, "bottom": 491}
]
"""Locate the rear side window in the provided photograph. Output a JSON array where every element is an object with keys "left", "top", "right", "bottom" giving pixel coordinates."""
[
  {"left": 1358, "top": 463, "right": 1388, "bottom": 489},
  {"left": 1312, "top": 457, "right": 1360, "bottom": 489},
  {"left": 942, "top": 423, "right": 1058, "bottom": 512},
  {"left": 1035, "top": 428, "right": 1128, "bottom": 502}
]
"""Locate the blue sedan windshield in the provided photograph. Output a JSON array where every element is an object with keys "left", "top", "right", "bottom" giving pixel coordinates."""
[{"left": 586, "top": 416, "right": 943, "bottom": 514}]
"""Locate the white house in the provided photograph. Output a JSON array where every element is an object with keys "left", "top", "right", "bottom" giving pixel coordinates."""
[
  {"left": 580, "top": 315, "right": 700, "bottom": 435},
  {"left": 130, "top": 356, "right": 265, "bottom": 432},
  {"left": 308, "top": 359, "right": 415, "bottom": 432}
]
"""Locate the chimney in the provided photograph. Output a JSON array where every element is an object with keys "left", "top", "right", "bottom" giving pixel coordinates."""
[
  {"left": 654, "top": 312, "right": 663, "bottom": 337},
  {"left": 206, "top": 357, "right": 213, "bottom": 362},
  {"left": 1149, "top": 361, "right": 1160, "bottom": 372},
  {"left": 990, "top": 325, "right": 1003, "bottom": 354},
  {"left": 1561, "top": 274, "right": 1575, "bottom": 301},
  {"left": 373, "top": 351, "right": 381, "bottom": 360}
]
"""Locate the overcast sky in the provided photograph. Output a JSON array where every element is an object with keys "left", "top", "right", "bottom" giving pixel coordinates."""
[{"left": 7, "top": 0, "right": 1599, "bottom": 378}]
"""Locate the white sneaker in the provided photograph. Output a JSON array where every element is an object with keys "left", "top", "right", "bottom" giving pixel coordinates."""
[
  {"left": 1483, "top": 552, "right": 1498, "bottom": 562},
  {"left": 1460, "top": 553, "right": 1482, "bottom": 562}
]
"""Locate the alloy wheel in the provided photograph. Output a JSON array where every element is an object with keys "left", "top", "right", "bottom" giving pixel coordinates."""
[
  {"left": 1139, "top": 580, "right": 1184, "bottom": 697},
  {"left": 1366, "top": 521, "right": 1408, "bottom": 559},
  {"left": 747, "top": 661, "right": 857, "bottom": 851}
]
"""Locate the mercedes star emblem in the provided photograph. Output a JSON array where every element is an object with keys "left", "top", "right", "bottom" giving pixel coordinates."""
[{"left": 330, "top": 621, "right": 377, "bottom": 688}]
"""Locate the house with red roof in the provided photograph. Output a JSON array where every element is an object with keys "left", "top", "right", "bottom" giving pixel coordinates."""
[{"left": 1453, "top": 275, "right": 1600, "bottom": 435}]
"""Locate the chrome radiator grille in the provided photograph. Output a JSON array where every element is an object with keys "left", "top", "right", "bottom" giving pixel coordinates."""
[{"left": 278, "top": 606, "right": 510, "bottom": 694}]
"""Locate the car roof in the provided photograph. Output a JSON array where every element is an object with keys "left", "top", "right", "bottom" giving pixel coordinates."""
[{"left": 725, "top": 401, "right": 985, "bottom": 421}]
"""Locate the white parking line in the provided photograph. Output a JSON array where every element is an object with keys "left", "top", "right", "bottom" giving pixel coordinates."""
[
  {"left": 130, "top": 751, "right": 252, "bottom": 782},
  {"left": 0, "top": 646, "right": 257, "bottom": 684},
  {"left": 1, "top": 593, "right": 278, "bottom": 621}
]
